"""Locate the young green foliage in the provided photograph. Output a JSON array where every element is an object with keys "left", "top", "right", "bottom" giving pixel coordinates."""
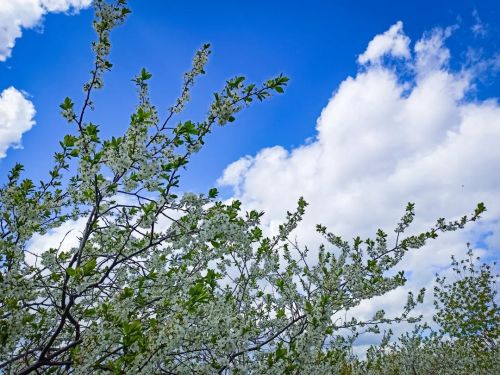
[{"left": 355, "top": 249, "right": 499, "bottom": 375}]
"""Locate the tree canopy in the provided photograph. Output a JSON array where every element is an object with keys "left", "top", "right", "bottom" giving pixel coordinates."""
[{"left": 0, "top": 1, "right": 497, "bottom": 374}]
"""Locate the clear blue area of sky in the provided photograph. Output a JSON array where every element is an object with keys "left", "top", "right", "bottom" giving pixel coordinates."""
[{"left": 0, "top": 0, "right": 498, "bottom": 193}]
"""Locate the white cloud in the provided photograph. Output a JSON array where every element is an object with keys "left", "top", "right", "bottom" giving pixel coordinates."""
[
  {"left": 217, "top": 155, "right": 254, "bottom": 196},
  {"left": 414, "top": 26, "right": 455, "bottom": 76},
  {"left": 0, "top": 0, "right": 91, "bottom": 61},
  {"left": 26, "top": 218, "right": 87, "bottom": 267},
  {"left": 358, "top": 21, "right": 410, "bottom": 65},
  {"left": 471, "top": 9, "right": 487, "bottom": 38},
  {"left": 0, "top": 87, "right": 36, "bottom": 158},
  {"left": 219, "top": 22, "right": 500, "bottom": 339}
]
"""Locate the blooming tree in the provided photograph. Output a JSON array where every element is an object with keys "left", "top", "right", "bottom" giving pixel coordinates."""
[
  {"left": 356, "top": 248, "right": 499, "bottom": 375},
  {"left": 0, "top": 1, "right": 487, "bottom": 374}
]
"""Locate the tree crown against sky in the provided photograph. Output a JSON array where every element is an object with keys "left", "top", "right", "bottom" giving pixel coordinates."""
[{"left": 0, "top": 1, "right": 498, "bottom": 374}]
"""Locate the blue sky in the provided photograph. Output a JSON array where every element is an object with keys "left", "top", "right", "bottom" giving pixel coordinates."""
[
  {"left": 1, "top": 0, "right": 500, "bottom": 345},
  {"left": 1, "top": 0, "right": 498, "bottom": 191}
]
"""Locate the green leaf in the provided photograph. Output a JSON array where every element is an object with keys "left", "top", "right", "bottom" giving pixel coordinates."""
[
  {"left": 60, "top": 97, "right": 74, "bottom": 110},
  {"left": 140, "top": 67, "right": 152, "bottom": 81},
  {"left": 66, "top": 267, "right": 76, "bottom": 277},
  {"left": 305, "top": 301, "right": 313, "bottom": 314},
  {"left": 120, "top": 287, "right": 134, "bottom": 299},
  {"left": 63, "top": 134, "right": 76, "bottom": 147},
  {"left": 82, "top": 258, "right": 97, "bottom": 276},
  {"left": 208, "top": 188, "right": 218, "bottom": 198}
]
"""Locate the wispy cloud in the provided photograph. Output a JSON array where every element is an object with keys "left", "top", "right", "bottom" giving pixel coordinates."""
[{"left": 471, "top": 9, "right": 487, "bottom": 38}]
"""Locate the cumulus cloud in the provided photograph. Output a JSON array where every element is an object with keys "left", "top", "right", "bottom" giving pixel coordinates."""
[
  {"left": 358, "top": 21, "right": 410, "bottom": 65},
  {"left": 0, "top": 87, "right": 36, "bottom": 158},
  {"left": 0, "top": 0, "right": 91, "bottom": 61},
  {"left": 219, "top": 22, "right": 500, "bottom": 336}
]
